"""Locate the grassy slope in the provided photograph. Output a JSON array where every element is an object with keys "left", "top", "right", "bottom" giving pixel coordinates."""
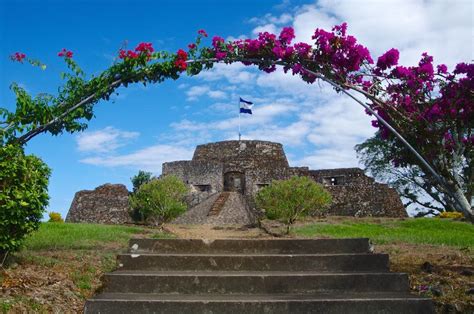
[
  {"left": 23, "top": 222, "right": 147, "bottom": 250},
  {"left": 293, "top": 218, "right": 474, "bottom": 248},
  {"left": 1, "top": 222, "right": 171, "bottom": 313}
]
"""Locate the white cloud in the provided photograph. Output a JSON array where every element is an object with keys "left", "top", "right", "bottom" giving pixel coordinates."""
[
  {"left": 185, "top": 85, "right": 228, "bottom": 101},
  {"left": 252, "top": 23, "right": 278, "bottom": 36},
  {"left": 249, "top": 13, "right": 293, "bottom": 26},
  {"left": 185, "top": 85, "right": 210, "bottom": 101},
  {"left": 312, "top": 0, "right": 472, "bottom": 67},
  {"left": 80, "top": 144, "right": 193, "bottom": 173},
  {"left": 76, "top": 126, "right": 139, "bottom": 153},
  {"left": 208, "top": 90, "right": 227, "bottom": 99},
  {"left": 196, "top": 63, "right": 257, "bottom": 85}
]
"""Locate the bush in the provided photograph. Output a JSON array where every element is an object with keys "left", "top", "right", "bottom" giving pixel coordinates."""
[
  {"left": 0, "top": 145, "right": 50, "bottom": 254},
  {"left": 48, "top": 212, "right": 64, "bottom": 223},
  {"left": 256, "top": 176, "right": 331, "bottom": 233},
  {"left": 129, "top": 175, "right": 188, "bottom": 224},
  {"left": 439, "top": 211, "right": 464, "bottom": 219}
]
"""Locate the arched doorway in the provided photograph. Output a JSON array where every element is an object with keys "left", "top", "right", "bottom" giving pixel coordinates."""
[{"left": 224, "top": 171, "right": 245, "bottom": 194}]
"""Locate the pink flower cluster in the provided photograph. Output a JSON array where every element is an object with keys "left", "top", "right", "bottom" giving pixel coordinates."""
[
  {"left": 174, "top": 49, "right": 188, "bottom": 71},
  {"left": 119, "top": 42, "right": 154, "bottom": 60},
  {"left": 198, "top": 29, "right": 208, "bottom": 37},
  {"left": 10, "top": 52, "right": 26, "bottom": 62},
  {"left": 58, "top": 48, "right": 73, "bottom": 58},
  {"left": 201, "top": 23, "right": 373, "bottom": 79}
]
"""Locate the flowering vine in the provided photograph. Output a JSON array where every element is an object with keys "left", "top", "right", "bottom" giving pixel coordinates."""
[{"left": 2, "top": 24, "right": 473, "bottom": 219}]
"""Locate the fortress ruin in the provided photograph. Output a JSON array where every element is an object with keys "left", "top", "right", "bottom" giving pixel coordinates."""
[
  {"left": 66, "top": 140, "right": 407, "bottom": 225},
  {"left": 165, "top": 140, "right": 407, "bottom": 224}
]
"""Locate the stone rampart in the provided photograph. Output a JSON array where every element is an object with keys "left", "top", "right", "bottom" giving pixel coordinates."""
[{"left": 65, "top": 184, "right": 132, "bottom": 224}]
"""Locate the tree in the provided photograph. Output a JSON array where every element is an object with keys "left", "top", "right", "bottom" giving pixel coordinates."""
[
  {"left": 131, "top": 170, "right": 153, "bottom": 193},
  {"left": 356, "top": 136, "right": 457, "bottom": 216},
  {"left": 255, "top": 176, "right": 331, "bottom": 234},
  {"left": 129, "top": 175, "right": 188, "bottom": 224},
  {"left": 130, "top": 170, "right": 154, "bottom": 222}
]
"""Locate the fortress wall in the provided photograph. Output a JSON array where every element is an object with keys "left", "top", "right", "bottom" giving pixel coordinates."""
[
  {"left": 163, "top": 160, "right": 224, "bottom": 194},
  {"left": 65, "top": 184, "right": 132, "bottom": 224},
  {"left": 193, "top": 140, "right": 290, "bottom": 169},
  {"left": 324, "top": 183, "right": 408, "bottom": 217},
  {"left": 309, "top": 168, "right": 374, "bottom": 186}
]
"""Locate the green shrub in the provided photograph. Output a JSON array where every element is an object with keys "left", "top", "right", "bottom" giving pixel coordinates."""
[
  {"left": 48, "top": 212, "right": 64, "bottom": 223},
  {"left": 256, "top": 176, "right": 331, "bottom": 233},
  {"left": 129, "top": 175, "right": 188, "bottom": 224},
  {"left": 0, "top": 145, "right": 50, "bottom": 254}
]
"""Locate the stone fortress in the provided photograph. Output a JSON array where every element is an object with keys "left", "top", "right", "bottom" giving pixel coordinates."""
[
  {"left": 66, "top": 140, "right": 407, "bottom": 225},
  {"left": 164, "top": 140, "right": 407, "bottom": 225}
]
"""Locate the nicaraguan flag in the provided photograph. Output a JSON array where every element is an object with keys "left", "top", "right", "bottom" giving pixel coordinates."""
[{"left": 240, "top": 97, "right": 253, "bottom": 114}]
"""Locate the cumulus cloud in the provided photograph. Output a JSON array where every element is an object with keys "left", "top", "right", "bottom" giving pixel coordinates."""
[
  {"left": 76, "top": 126, "right": 139, "bottom": 153},
  {"left": 185, "top": 85, "right": 228, "bottom": 101},
  {"left": 196, "top": 63, "right": 257, "bottom": 85},
  {"left": 80, "top": 144, "right": 193, "bottom": 173}
]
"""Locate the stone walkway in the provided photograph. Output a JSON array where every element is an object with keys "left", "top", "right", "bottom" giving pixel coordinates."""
[{"left": 172, "top": 192, "right": 254, "bottom": 225}]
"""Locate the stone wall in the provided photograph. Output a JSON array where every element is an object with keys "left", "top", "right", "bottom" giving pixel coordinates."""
[
  {"left": 193, "top": 141, "right": 290, "bottom": 169},
  {"left": 163, "top": 160, "right": 224, "bottom": 194},
  {"left": 309, "top": 168, "right": 374, "bottom": 186},
  {"left": 307, "top": 168, "right": 407, "bottom": 217},
  {"left": 324, "top": 184, "right": 407, "bottom": 217},
  {"left": 65, "top": 184, "right": 132, "bottom": 224}
]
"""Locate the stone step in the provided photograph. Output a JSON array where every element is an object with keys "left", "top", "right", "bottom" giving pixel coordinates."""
[
  {"left": 128, "top": 238, "right": 372, "bottom": 254},
  {"left": 117, "top": 253, "right": 389, "bottom": 272},
  {"left": 85, "top": 292, "right": 435, "bottom": 314},
  {"left": 102, "top": 271, "right": 409, "bottom": 294}
]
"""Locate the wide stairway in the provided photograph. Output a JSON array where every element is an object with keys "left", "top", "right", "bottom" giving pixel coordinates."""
[{"left": 85, "top": 238, "right": 434, "bottom": 313}]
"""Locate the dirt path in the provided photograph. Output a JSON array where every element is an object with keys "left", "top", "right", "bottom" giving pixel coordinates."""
[{"left": 163, "top": 224, "right": 269, "bottom": 239}]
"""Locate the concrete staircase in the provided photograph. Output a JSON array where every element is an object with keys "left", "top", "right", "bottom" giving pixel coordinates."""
[
  {"left": 85, "top": 238, "right": 434, "bottom": 313},
  {"left": 208, "top": 192, "right": 231, "bottom": 216}
]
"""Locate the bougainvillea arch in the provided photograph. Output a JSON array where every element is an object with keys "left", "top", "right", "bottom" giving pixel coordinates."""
[{"left": 2, "top": 23, "right": 473, "bottom": 220}]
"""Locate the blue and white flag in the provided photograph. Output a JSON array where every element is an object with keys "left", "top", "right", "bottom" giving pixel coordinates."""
[{"left": 239, "top": 97, "right": 253, "bottom": 114}]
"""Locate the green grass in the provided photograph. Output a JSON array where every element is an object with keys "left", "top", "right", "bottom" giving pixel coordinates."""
[
  {"left": 293, "top": 218, "right": 474, "bottom": 248},
  {"left": 22, "top": 222, "right": 167, "bottom": 251}
]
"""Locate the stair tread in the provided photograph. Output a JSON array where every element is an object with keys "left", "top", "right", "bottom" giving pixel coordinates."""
[
  {"left": 90, "top": 292, "right": 430, "bottom": 301},
  {"left": 122, "top": 253, "right": 383, "bottom": 257},
  {"left": 106, "top": 270, "right": 399, "bottom": 276},
  {"left": 130, "top": 237, "right": 370, "bottom": 242}
]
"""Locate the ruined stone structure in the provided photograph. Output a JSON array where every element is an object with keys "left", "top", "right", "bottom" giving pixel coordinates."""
[
  {"left": 65, "top": 184, "right": 133, "bottom": 224},
  {"left": 66, "top": 140, "right": 406, "bottom": 225},
  {"left": 164, "top": 140, "right": 407, "bottom": 224}
]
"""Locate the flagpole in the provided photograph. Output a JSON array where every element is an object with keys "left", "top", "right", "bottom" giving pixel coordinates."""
[{"left": 238, "top": 98, "right": 241, "bottom": 141}]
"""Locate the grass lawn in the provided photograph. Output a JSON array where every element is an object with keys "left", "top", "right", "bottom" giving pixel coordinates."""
[
  {"left": 293, "top": 217, "right": 474, "bottom": 248},
  {"left": 1, "top": 222, "right": 172, "bottom": 313},
  {"left": 23, "top": 222, "right": 147, "bottom": 250}
]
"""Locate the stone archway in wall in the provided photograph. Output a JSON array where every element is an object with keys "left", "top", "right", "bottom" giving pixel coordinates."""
[{"left": 224, "top": 171, "right": 245, "bottom": 194}]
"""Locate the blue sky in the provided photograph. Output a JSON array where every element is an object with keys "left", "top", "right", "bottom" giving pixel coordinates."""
[{"left": 1, "top": 0, "right": 472, "bottom": 219}]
